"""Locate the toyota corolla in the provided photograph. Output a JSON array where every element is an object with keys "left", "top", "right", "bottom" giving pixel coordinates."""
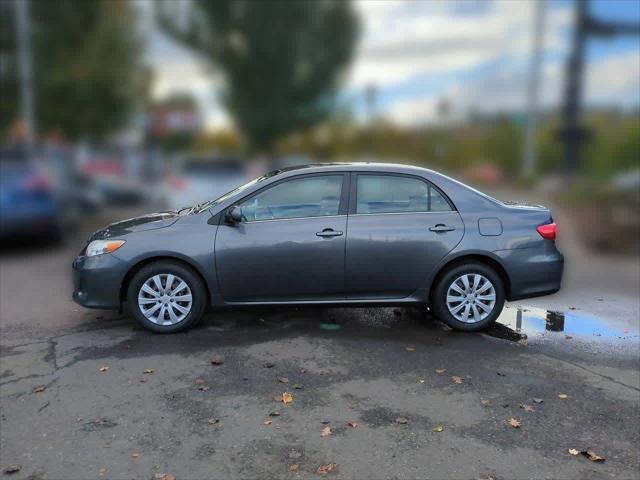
[{"left": 72, "top": 163, "right": 563, "bottom": 333}]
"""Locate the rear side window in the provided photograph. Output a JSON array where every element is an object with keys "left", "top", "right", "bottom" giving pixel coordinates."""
[
  {"left": 356, "top": 175, "right": 452, "bottom": 214},
  {"left": 239, "top": 175, "right": 343, "bottom": 221}
]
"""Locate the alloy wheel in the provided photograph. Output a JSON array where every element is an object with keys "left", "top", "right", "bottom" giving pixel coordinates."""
[
  {"left": 137, "top": 273, "right": 193, "bottom": 325},
  {"left": 445, "top": 273, "right": 496, "bottom": 323}
]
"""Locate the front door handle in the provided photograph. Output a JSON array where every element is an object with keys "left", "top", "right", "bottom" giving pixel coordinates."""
[
  {"left": 429, "top": 224, "right": 456, "bottom": 233},
  {"left": 316, "top": 228, "right": 343, "bottom": 237}
]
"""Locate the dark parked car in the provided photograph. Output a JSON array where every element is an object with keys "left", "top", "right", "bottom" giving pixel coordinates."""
[{"left": 72, "top": 163, "right": 563, "bottom": 333}]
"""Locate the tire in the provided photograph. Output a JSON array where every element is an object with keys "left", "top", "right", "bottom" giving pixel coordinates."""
[
  {"left": 431, "top": 262, "right": 505, "bottom": 331},
  {"left": 127, "top": 260, "right": 207, "bottom": 333}
]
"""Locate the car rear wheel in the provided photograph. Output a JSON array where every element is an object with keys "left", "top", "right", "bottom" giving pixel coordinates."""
[
  {"left": 431, "top": 262, "right": 505, "bottom": 331},
  {"left": 127, "top": 261, "right": 206, "bottom": 333}
]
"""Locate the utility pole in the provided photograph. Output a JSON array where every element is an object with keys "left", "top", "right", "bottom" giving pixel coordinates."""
[
  {"left": 558, "top": 0, "right": 640, "bottom": 175},
  {"left": 15, "top": 0, "right": 36, "bottom": 153},
  {"left": 521, "top": 0, "right": 546, "bottom": 179}
]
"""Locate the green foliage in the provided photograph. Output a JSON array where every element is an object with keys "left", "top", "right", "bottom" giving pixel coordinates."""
[
  {"left": 157, "top": 0, "right": 359, "bottom": 153},
  {"left": 1, "top": 0, "right": 145, "bottom": 140}
]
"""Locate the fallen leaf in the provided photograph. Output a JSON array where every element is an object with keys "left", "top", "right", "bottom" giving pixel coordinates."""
[
  {"left": 433, "top": 425, "right": 444, "bottom": 432},
  {"left": 320, "top": 426, "right": 332, "bottom": 437},
  {"left": 568, "top": 448, "right": 580, "bottom": 456},
  {"left": 289, "top": 464, "right": 299, "bottom": 471},
  {"left": 519, "top": 404, "right": 535, "bottom": 412},
  {"left": 405, "top": 346, "right": 416, "bottom": 352},
  {"left": 263, "top": 362, "right": 275, "bottom": 368},
  {"left": 33, "top": 385, "right": 46, "bottom": 393},
  {"left": 99, "top": 468, "right": 106, "bottom": 475},
  {"left": 293, "top": 384, "right": 304, "bottom": 390},
  {"left": 558, "top": 393, "right": 569, "bottom": 399},
  {"left": 198, "top": 386, "right": 210, "bottom": 392},
  {"left": 210, "top": 355, "right": 225, "bottom": 365},
  {"left": 131, "top": 453, "right": 140, "bottom": 458},
  {"left": 269, "top": 411, "right": 281, "bottom": 417},
  {"left": 153, "top": 475, "right": 176, "bottom": 480},
  {"left": 3, "top": 465, "right": 21, "bottom": 474},
  {"left": 533, "top": 398, "right": 544, "bottom": 404},
  {"left": 395, "top": 417, "right": 408, "bottom": 425},
  {"left": 263, "top": 420, "right": 273, "bottom": 426},
  {"left": 347, "top": 421, "right": 359, "bottom": 428},
  {"left": 282, "top": 392, "right": 293, "bottom": 404},
  {"left": 207, "top": 417, "right": 219, "bottom": 425},
  {"left": 99, "top": 366, "right": 109, "bottom": 372},
  {"left": 582, "top": 450, "right": 605, "bottom": 462},
  {"left": 299, "top": 368, "right": 307, "bottom": 373},
  {"left": 452, "top": 376, "right": 464, "bottom": 384},
  {"left": 278, "top": 377, "right": 289, "bottom": 384},
  {"left": 418, "top": 379, "right": 425, "bottom": 383},
  {"left": 435, "top": 368, "right": 447, "bottom": 374},
  {"left": 481, "top": 399, "right": 491, "bottom": 406},
  {"left": 316, "top": 463, "right": 337, "bottom": 475},
  {"left": 496, "top": 371, "right": 506, "bottom": 376},
  {"left": 508, "top": 418, "right": 521, "bottom": 428},
  {"left": 143, "top": 369, "right": 155, "bottom": 374}
]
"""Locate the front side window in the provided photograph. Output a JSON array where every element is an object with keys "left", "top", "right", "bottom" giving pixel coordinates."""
[
  {"left": 356, "top": 175, "right": 452, "bottom": 214},
  {"left": 239, "top": 175, "right": 343, "bottom": 221}
]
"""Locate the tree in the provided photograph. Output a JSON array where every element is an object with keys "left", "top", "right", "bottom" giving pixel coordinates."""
[
  {"left": 157, "top": 0, "right": 359, "bottom": 153},
  {"left": 0, "top": 0, "right": 145, "bottom": 141}
]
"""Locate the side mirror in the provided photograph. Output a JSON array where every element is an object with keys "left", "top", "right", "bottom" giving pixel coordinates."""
[{"left": 226, "top": 205, "right": 243, "bottom": 224}]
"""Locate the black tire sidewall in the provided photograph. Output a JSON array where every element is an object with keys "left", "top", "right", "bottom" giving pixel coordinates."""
[
  {"left": 127, "top": 261, "right": 206, "bottom": 333},
  {"left": 432, "top": 263, "right": 505, "bottom": 331}
]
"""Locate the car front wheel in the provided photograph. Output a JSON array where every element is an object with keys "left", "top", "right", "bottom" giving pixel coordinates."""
[
  {"left": 431, "top": 262, "right": 505, "bottom": 331},
  {"left": 127, "top": 261, "right": 206, "bottom": 333}
]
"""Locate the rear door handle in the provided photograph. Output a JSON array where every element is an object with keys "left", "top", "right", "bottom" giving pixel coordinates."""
[
  {"left": 429, "top": 224, "right": 456, "bottom": 233},
  {"left": 316, "top": 229, "right": 343, "bottom": 237}
]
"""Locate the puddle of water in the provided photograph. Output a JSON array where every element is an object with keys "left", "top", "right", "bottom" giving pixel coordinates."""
[{"left": 489, "top": 305, "right": 640, "bottom": 344}]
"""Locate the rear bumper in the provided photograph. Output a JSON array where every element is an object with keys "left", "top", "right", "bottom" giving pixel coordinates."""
[
  {"left": 495, "top": 246, "right": 564, "bottom": 301},
  {"left": 72, "top": 254, "right": 128, "bottom": 309}
]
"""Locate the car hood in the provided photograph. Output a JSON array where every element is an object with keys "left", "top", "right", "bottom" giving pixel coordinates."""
[{"left": 89, "top": 212, "right": 180, "bottom": 240}]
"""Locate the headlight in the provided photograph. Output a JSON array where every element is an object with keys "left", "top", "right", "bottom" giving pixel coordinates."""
[{"left": 85, "top": 239, "right": 126, "bottom": 257}]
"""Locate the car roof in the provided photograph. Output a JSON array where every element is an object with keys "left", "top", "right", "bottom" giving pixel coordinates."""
[{"left": 270, "top": 162, "right": 436, "bottom": 177}]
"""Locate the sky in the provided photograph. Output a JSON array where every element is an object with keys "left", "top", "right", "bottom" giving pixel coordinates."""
[{"left": 140, "top": 0, "right": 640, "bottom": 131}]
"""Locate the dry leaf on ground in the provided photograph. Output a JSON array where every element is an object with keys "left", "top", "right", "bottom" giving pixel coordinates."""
[
  {"left": 143, "top": 369, "right": 155, "bottom": 374},
  {"left": 99, "top": 366, "right": 109, "bottom": 372},
  {"left": 452, "top": 376, "right": 463, "bottom": 384},
  {"left": 282, "top": 392, "right": 293, "bottom": 404},
  {"left": 289, "top": 464, "right": 299, "bottom": 471},
  {"left": 568, "top": 448, "right": 580, "bottom": 456},
  {"left": 210, "top": 355, "right": 225, "bottom": 365},
  {"left": 433, "top": 425, "right": 444, "bottom": 432},
  {"left": 207, "top": 417, "right": 219, "bottom": 425},
  {"left": 198, "top": 386, "right": 210, "bottom": 392},
  {"left": 519, "top": 404, "right": 535, "bottom": 412},
  {"left": 508, "top": 418, "right": 521, "bottom": 428},
  {"left": 153, "top": 474, "right": 176, "bottom": 480},
  {"left": 3, "top": 465, "right": 21, "bottom": 474},
  {"left": 533, "top": 398, "right": 544, "bottom": 403},
  {"left": 582, "top": 450, "right": 605, "bottom": 462},
  {"left": 347, "top": 421, "right": 359, "bottom": 428},
  {"left": 558, "top": 393, "right": 569, "bottom": 399},
  {"left": 405, "top": 346, "right": 416, "bottom": 352},
  {"left": 131, "top": 453, "right": 140, "bottom": 458},
  {"left": 395, "top": 417, "right": 408, "bottom": 424},
  {"left": 435, "top": 368, "right": 447, "bottom": 374},
  {"left": 321, "top": 426, "right": 332, "bottom": 436},
  {"left": 278, "top": 377, "right": 289, "bottom": 383},
  {"left": 263, "top": 420, "right": 273, "bottom": 426},
  {"left": 316, "top": 463, "right": 337, "bottom": 475},
  {"left": 33, "top": 386, "right": 46, "bottom": 393}
]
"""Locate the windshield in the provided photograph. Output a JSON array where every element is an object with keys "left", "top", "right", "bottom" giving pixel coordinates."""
[{"left": 193, "top": 169, "right": 283, "bottom": 213}]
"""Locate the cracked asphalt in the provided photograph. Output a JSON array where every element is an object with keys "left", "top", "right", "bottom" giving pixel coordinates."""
[{"left": 1, "top": 208, "right": 639, "bottom": 480}]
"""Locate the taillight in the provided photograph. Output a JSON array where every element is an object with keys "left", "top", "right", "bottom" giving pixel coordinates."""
[
  {"left": 168, "top": 176, "right": 186, "bottom": 190},
  {"left": 22, "top": 174, "right": 52, "bottom": 192},
  {"left": 537, "top": 222, "right": 557, "bottom": 240}
]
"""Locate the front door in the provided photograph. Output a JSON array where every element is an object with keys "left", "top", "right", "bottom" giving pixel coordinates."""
[
  {"left": 215, "top": 173, "right": 348, "bottom": 302},
  {"left": 345, "top": 173, "right": 464, "bottom": 299}
]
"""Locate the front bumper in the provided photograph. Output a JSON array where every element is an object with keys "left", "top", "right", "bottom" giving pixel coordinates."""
[{"left": 72, "top": 253, "right": 128, "bottom": 309}]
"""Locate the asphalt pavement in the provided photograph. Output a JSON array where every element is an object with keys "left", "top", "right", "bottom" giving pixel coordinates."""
[{"left": 1, "top": 207, "right": 638, "bottom": 480}]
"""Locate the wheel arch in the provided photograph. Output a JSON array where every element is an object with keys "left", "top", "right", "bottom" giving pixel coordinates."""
[
  {"left": 120, "top": 255, "right": 212, "bottom": 306},
  {"left": 429, "top": 252, "right": 512, "bottom": 301}
]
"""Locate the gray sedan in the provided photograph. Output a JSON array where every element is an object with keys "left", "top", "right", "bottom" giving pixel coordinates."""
[{"left": 72, "top": 163, "right": 563, "bottom": 333}]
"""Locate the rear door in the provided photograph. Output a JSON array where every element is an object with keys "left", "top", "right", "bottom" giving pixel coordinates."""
[
  {"left": 215, "top": 173, "right": 349, "bottom": 302},
  {"left": 345, "top": 173, "right": 464, "bottom": 299}
]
